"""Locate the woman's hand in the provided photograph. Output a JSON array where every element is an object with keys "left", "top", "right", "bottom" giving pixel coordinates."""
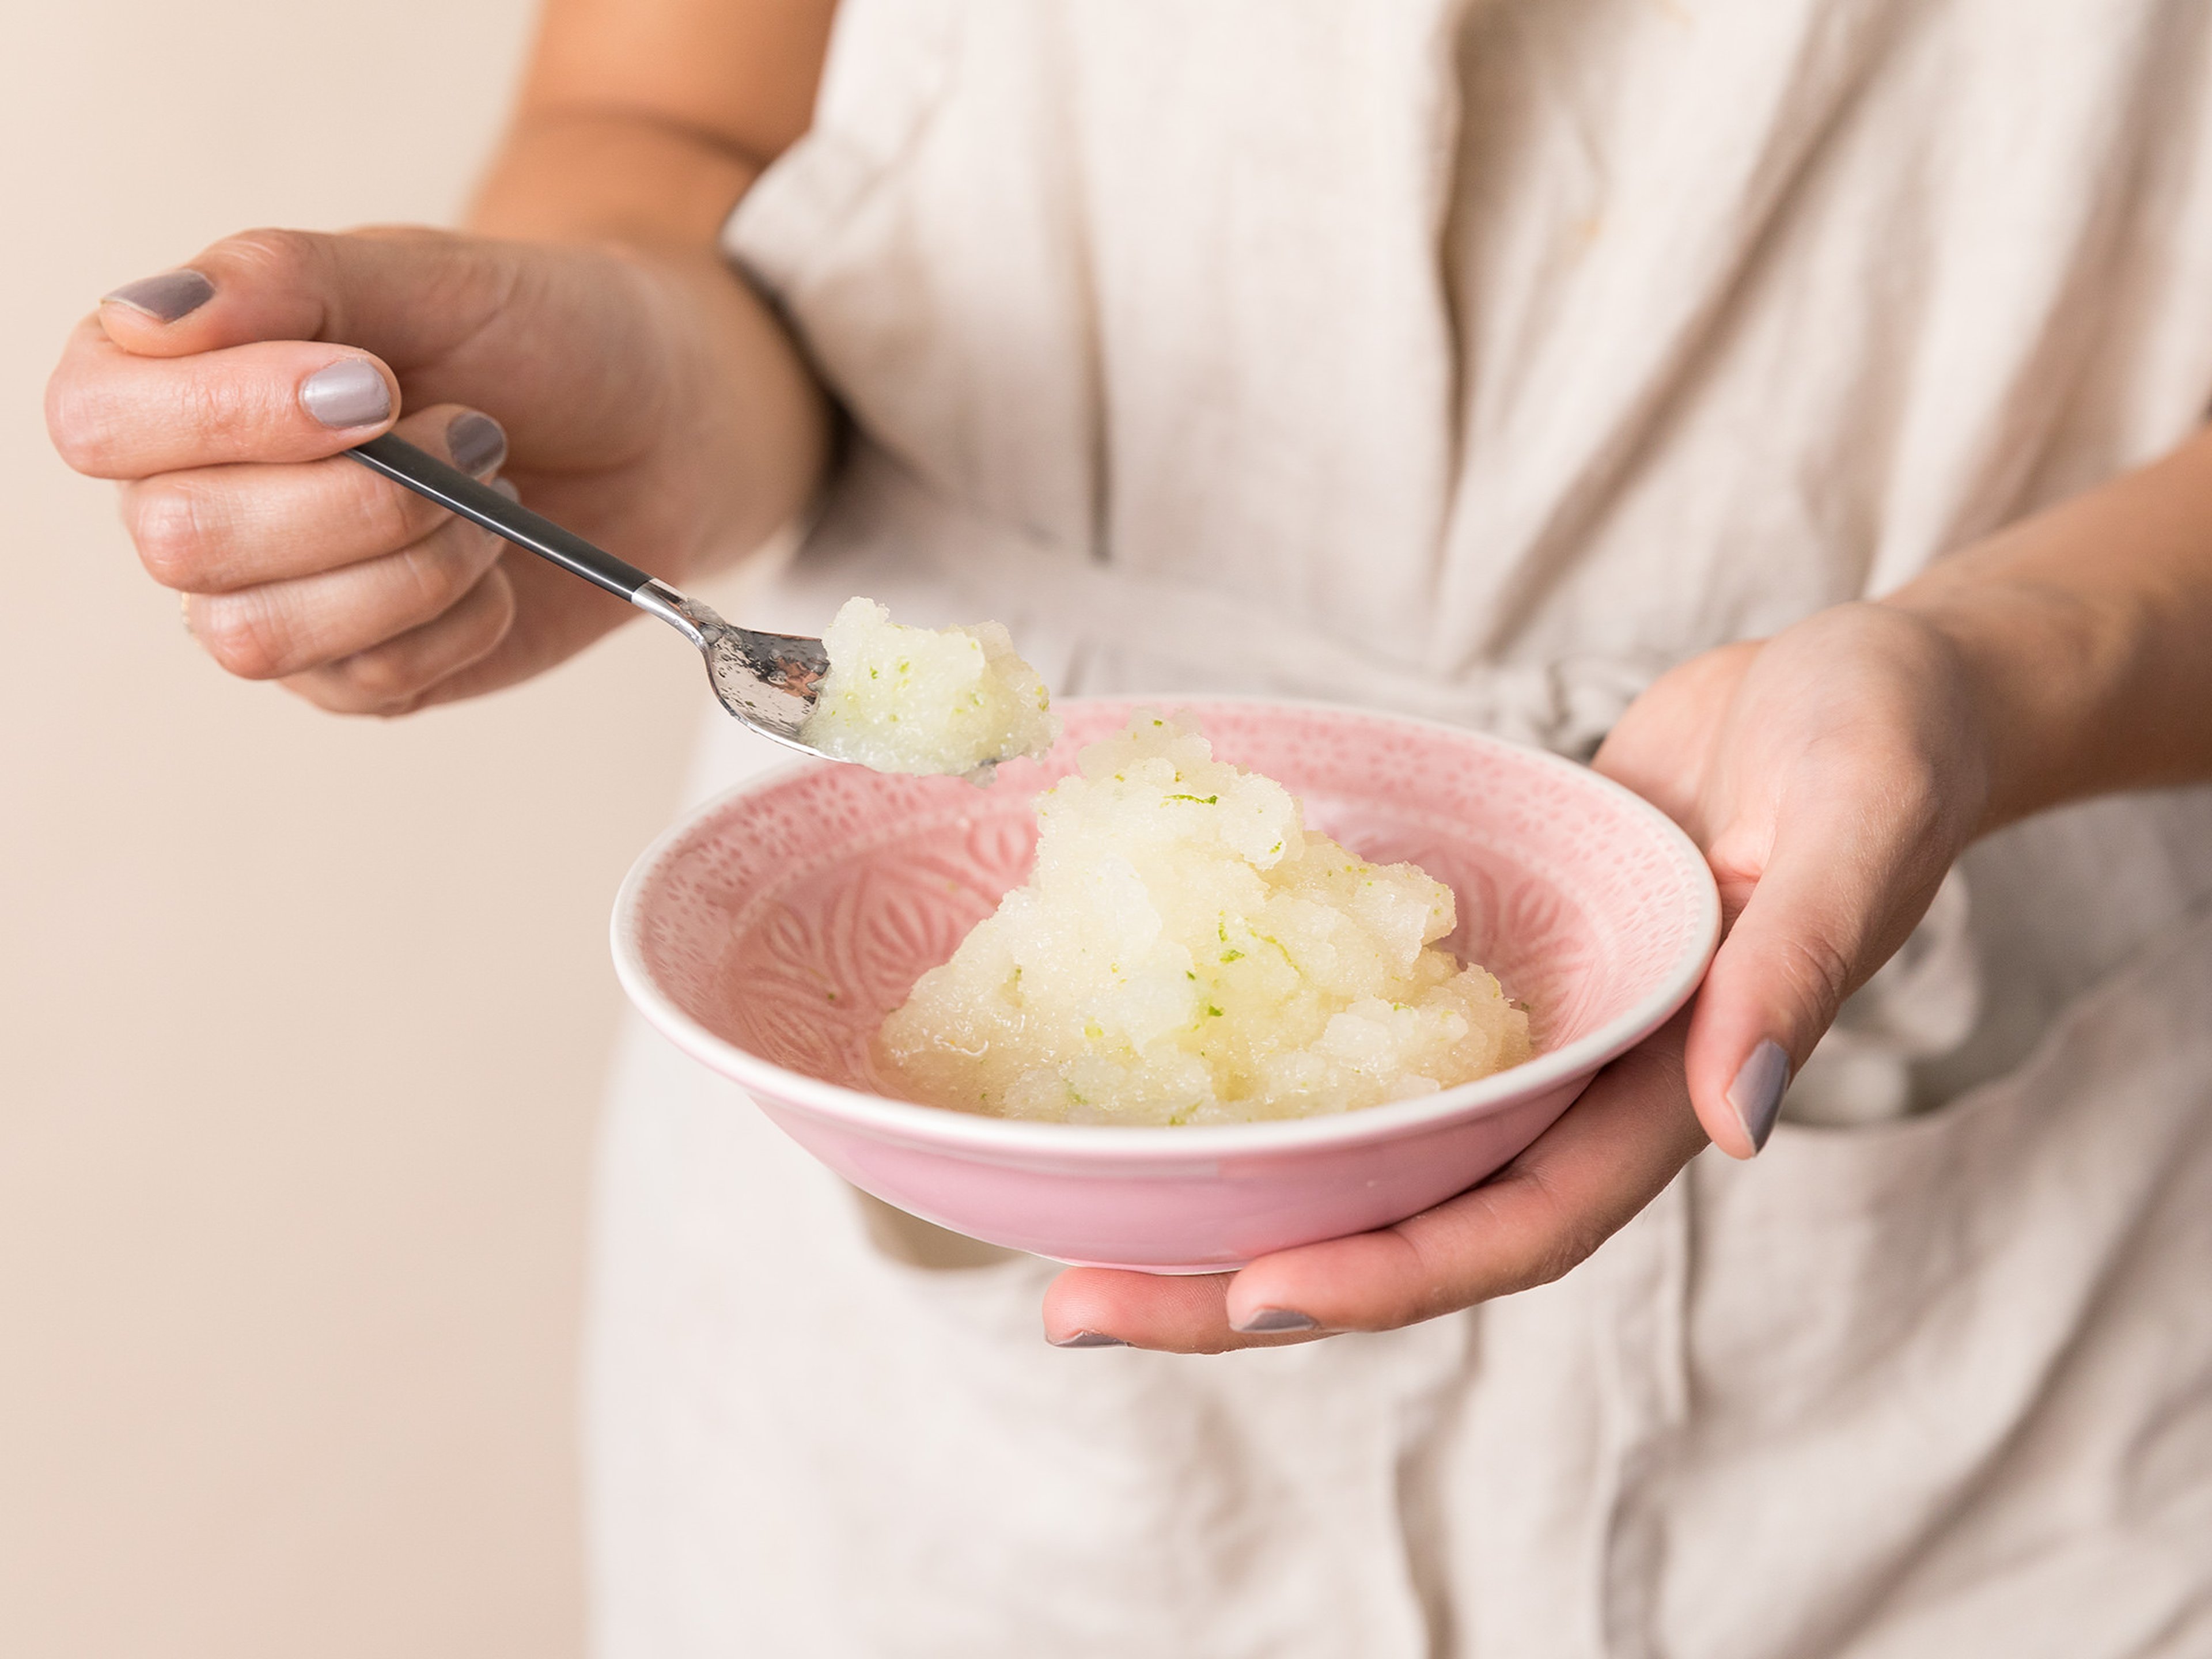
[
  {"left": 46, "top": 226, "right": 828, "bottom": 714},
  {"left": 45, "top": 0, "right": 840, "bottom": 718},
  {"left": 1043, "top": 603, "right": 1994, "bottom": 1351}
]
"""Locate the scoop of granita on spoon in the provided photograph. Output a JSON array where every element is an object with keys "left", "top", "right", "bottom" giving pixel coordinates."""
[{"left": 797, "top": 597, "right": 1059, "bottom": 781}]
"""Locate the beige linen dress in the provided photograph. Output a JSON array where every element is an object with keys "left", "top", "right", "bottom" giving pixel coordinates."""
[{"left": 588, "top": 2, "right": 2212, "bottom": 1653}]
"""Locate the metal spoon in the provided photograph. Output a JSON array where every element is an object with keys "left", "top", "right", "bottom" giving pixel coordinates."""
[{"left": 348, "top": 433, "right": 830, "bottom": 754}]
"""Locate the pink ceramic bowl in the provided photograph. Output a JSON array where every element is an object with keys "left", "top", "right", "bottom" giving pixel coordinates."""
[{"left": 612, "top": 699, "right": 1719, "bottom": 1273}]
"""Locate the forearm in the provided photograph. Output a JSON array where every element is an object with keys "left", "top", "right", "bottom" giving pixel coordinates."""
[
  {"left": 1887, "top": 426, "right": 2212, "bottom": 832},
  {"left": 472, "top": 108, "right": 762, "bottom": 248}
]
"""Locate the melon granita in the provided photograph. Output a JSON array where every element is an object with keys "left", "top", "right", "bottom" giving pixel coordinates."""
[
  {"left": 799, "top": 597, "right": 1059, "bottom": 780},
  {"left": 878, "top": 711, "right": 1531, "bottom": 1126}
]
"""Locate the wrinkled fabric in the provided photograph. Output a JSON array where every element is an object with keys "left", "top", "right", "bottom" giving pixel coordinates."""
[{"left": 588, "top": 2, "right": 2212, "bottom": 1653}]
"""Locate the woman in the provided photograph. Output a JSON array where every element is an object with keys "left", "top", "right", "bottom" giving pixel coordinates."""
[{"left": 47, "top": 0, "right": 2212, "bottom": 1651}]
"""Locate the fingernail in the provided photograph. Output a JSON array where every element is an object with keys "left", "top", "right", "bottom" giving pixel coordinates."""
[
  {"left": 1726, "top": 1039, "right": 1791, "bottom": 1153},
  {"left": 103, "top": 269, "right": 214, "bottom": 323},
  {"left": 446, "top": 411, "right": 506, "bottom": 476},
  {"left": 300, "top": 358, "right": 392, "bottom": 429},
  {"left": 1050, "top": 1331, "right": 1127, "bottom": 1349},
  {"left": 490, "top": 477, "right": 521, "bottom": 502},
  {"left": 1232, "top": 1308, "right": 1319, "bottom": 1334}
]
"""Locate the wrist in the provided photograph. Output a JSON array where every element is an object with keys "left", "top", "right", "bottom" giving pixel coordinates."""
[
  {"left": 1882, "top": 562, "right": 2138, "bottom": 834},
  {"left": 638, "top": 245, "right": 832, "bottom": 577}
]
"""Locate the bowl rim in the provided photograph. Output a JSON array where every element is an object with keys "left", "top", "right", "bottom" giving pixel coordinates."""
[{"left": 611, "top": 695, "right": 1720, "bottom": 1162}]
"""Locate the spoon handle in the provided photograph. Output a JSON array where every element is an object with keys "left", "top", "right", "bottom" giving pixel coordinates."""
[{"left": 347, "top": 433, "right": 655, "bottom": 601}]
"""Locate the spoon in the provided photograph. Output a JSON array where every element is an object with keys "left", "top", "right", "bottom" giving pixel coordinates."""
[{"left": 347, "top": 433, "right": 830, "bottom": 754}]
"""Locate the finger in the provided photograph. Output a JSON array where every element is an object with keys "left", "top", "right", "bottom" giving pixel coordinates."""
[
  {"left": 81, "top": 228, "right": 665, "bottom": 469},
  {"left": 47, "top": 314, "right": 398, "bottom": 478},
  {"left": 90, "top": 227, "right": 518, "bottom": 368},
  {"left": 122, "top": 404, "right": 506, "bottom": 592},
  {"left": 282, "top": 563, "right": 517, "bottom": 717},
  {"left": 389, "top": 536, "right": 639, "bottom": 709},
  {"left": 1043, "top": 1270, "right": 1336, "bottom": 1355},
  {"left": 1046, "top": 1016, "right": 1703, "bottom": 1351},
  {"left": 1043, "top": 1271, "right": 1236, "bottom": 1353},
  {"left": 182, "top": 511, "right": 504, "bottom": 681},
  {"left": 1685, "top": 760, "right": 1957, "bottom": 1157}
]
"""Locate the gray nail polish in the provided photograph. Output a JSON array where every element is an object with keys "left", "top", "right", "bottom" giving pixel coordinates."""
[
  {"left": 446, "top": 411, "right": 507, "bottom": 476},
  {"left": 1726, "top": 1039, "right": 1791, "bottom": 1152},
  {"left": 103, "top": 269, "right": 214, "bottom": 323},
  {"left": 300, "top": 358, "right": 392, "bottom": 429},
  {"left": 1233, "top": 1308, "right": 1319, "bottom": 1334},
  {"left": 1051, "top": 1331, "right": 1127, "bottom": 1349}
]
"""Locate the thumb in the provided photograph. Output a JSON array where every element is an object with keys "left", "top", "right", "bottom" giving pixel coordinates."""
[
  {"left": 96, "top": 227, "right": 518, "bottom": 372},
  {"left": 1684, "top": 798, "right": 1953, "bottom": 1158}
]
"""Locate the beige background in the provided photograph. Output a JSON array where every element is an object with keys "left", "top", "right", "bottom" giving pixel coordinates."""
[{"left": 1, "top": 4, "right": 714, "bottom": 1653}]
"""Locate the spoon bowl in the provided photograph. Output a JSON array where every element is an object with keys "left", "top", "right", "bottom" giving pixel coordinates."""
[{"left": 627, "top": 581, "right": 829, "bottom": 749}]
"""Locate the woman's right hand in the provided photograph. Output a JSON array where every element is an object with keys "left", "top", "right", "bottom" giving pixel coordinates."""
[{"left": 46, "top": 225, "right": 829, "bottom": 714}]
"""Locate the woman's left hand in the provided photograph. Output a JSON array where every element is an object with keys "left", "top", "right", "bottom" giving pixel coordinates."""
[{"left": 1043, "top": 601, "right": 1994, "bottom": 1351}]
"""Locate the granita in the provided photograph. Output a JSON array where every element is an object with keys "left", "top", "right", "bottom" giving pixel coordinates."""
[
  {"left": 800, "top": 597, "right": 1059, "bottom": 779},
  {"left": 878, "top": 711, "right": 1532, "bottom": 1125}
]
